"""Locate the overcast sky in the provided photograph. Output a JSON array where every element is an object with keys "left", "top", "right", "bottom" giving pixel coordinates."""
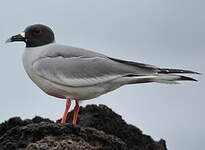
[{"left": 0, "top": 0, "right": 204, "bottom": 150}]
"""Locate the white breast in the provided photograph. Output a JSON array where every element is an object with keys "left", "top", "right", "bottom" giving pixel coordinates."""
[{"left": 22, "top": 44, "right": 62, "bottom": 97}]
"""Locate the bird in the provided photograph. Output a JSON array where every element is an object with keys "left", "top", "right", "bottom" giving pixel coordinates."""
[{"left": 6, "top": 24, "right": 200, "bottom": 125}]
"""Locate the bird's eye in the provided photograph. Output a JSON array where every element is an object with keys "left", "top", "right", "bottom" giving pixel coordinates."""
[{"left": 34, "top": 28, "right": 43, "bottom": 35}]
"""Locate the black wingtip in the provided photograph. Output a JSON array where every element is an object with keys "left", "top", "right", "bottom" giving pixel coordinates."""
[
  {"left": 195, "top": 72, "right": 202, "bottom": 75},
  {"left": 189, "top": 71, "right": 201, "bottom": 75},
  {"left": 159, "top": 68, "right": 201, "bottom": 75}
]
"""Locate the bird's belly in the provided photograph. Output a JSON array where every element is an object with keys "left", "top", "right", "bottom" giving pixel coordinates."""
[{"left": 26, "top": 70, "right": 111, "bottom": 100}]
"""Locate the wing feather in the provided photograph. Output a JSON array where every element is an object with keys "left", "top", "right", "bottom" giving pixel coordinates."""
[{"left": 33, "top": 56, "right": 133, "bottom": 87}]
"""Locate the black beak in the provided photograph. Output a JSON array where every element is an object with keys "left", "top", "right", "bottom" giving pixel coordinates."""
[{"left": 5, "top": 33, "right": 25, "bottom": 43}]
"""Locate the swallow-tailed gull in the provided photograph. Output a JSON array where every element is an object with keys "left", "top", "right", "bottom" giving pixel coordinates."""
[{"left": 6, "top": 24, "right": 200, "bottom": 125}]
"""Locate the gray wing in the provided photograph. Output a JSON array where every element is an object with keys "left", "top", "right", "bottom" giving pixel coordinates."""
[{"left": 32, "top": 44, "right": 158, "bottom": 87}]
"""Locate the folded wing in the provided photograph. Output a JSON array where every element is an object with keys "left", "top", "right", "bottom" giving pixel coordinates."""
[{"left": 33, "top": 55, "right": 157, "bottom": 87}]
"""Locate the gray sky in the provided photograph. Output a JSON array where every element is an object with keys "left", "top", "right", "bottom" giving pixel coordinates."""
[{"left": 0, "top": 0, "right": 204, "bottom": 149}]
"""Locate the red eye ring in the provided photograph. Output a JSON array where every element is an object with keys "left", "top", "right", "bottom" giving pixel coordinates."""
[{"left": 34, "top": 28, "right": 43, "bottom": 35}]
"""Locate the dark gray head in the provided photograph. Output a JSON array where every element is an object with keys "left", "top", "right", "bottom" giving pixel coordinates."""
[{"left": 6, "top": 24, "right": 55, "bottom": 47}]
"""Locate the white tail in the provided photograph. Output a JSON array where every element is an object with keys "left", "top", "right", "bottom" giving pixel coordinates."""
[{"left": 151, "top": 74, "right": 197, "bottom": 84}]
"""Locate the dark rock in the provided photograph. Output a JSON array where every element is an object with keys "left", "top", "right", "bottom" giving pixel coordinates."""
[{"left": 0, "top": 105, "right": 167, "bottom": 150}]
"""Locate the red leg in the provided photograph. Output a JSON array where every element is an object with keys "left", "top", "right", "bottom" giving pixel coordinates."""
[
  {"left": 61, "top": 99, "right": 71, "bottom": 124},
  {"left": 73, "top": 100, "right": 80, "bottom": 125}
]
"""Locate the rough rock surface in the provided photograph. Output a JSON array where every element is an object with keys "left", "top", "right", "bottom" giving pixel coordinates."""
[{"left": 0, "top": 105, "right": 167, "bottom": 150}]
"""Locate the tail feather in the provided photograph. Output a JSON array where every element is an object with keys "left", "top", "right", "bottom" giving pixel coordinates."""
[
  {"left": 124, "top": 74, "right": 198, "bottom": 85},
  {"left": 123, "top": 67, "right": 200, "bottom": 84},
  {"left": 152, "top": 74, "right": 198, "bottom": 84},
  {"left": 153, "top": 68, "right": 200, "bottom": 84},
  {"left": 178, "top": 75, "right": 198, "bottom": 82}
]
